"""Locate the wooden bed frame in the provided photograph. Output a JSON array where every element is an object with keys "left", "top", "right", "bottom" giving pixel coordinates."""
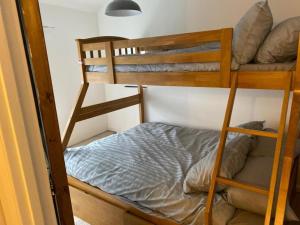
[{"left": 62, "top": 28, "right": 300, "bottom": 225}]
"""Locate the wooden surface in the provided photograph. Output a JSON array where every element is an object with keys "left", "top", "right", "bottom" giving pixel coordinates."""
[
  {"left": 264, "top": 75, "right": 291, "bottom": 225},
  {"left": 217, "top": 177, "right": 268, "bottom": 195},
  {"left": 18, "top": 0, "right": 74, "bottom": 224},
  {"left": 78, "top": 94, "right": 141, "bottom": 121},
  {"left": 227, "top": 127, "right": 278, "bottom": 138},
  {"left": 70, "top": 187, "right": 154, "bottom": 225},
  {"left": 69, "top": 177, "right": 179, "bottom": 225},
  {"left": 62, "top": 83, "right": 89, "bottom": 150},
  {"left": 275, "top": 91, "right": 300, "bottom": 225},
  {"left": 205, "top": 73, "right": 238, "bottom": 225}
]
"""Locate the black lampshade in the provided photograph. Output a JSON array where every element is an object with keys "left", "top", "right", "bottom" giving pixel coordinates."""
[{"left": 105, "top": 0, "right": 142, "bottom": 17}]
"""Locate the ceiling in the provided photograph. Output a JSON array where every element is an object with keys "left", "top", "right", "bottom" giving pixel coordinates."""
[{"left": 39, "top": 0, "right": 108, "bottom": 12}]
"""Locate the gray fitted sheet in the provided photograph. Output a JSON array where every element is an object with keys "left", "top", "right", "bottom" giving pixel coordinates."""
[
  {"left": 87, "top": 61, "right": 295, "bottom": 73},
  {"left": 64, "top": 122, "right": 237, "bottom": 225},
  {"left": 86, "top": 42, "right": 296, "bottom": 73}
]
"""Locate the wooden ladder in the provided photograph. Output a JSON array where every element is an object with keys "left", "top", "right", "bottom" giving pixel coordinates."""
[{"left": 204, "top": 73, "right": 292, "bottom": 225}]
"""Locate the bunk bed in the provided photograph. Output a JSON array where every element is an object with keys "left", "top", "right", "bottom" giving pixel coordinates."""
[{"left": 61, "top": 27, "right": 300, "bottom": 225}]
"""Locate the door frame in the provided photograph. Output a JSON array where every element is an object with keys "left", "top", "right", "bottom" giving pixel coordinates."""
[
  {"left": 0, "top": 0, "right": 60, "bottom": 224},
  {"left": 11, "top": 0, "right": 75, "bottom": 224}
]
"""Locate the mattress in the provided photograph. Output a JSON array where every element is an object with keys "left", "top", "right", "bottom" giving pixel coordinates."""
[
  {"left": 87, "top": 60, "right": 296, "bottom": 73},
  {"left": 64, "top": 122, "right": 242, "bottom": 225}
]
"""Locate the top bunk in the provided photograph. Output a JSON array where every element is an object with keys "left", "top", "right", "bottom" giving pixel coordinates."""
[{"left": 76, "top": 28, "right": 300, "bottom": 91}]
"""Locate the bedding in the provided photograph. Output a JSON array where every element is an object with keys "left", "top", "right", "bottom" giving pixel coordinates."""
[
  {"left": 183, "top": 121, "right": 264, "bottom": 193},
  {"left": 64, "top": 122, "right": 255, "bottom": 225},
  {"left": 256, "top": 16, "right": 300, "bottom": 63}
]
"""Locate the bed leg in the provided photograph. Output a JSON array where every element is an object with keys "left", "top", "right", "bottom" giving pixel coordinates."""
[
  {"left": 138, "top": 85, "right": 145, "bottom": 123},
  {"left": 274, "top": 90, "right": 300, "bottom": 225}
]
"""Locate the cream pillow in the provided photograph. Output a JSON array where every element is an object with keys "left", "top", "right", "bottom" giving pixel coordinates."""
[
  {"left": 233, "top": 1, "right": 273, "bottom": 64},
  {"left": 256, "top": 16, "right": 300, "bottom": 63}
]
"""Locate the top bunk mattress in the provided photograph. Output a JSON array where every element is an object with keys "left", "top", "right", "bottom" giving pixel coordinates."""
[
  {"left": 87, "top": 61, "right": 296, "bottom": 73},
  {"left": 86, "top": 43, "right": 296, "bottom": 73}
]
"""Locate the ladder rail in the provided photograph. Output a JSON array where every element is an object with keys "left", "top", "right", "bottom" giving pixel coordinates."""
[
  {"left": 204, "top": 73, "right": 238, "bottom": 225},
  {"left": 274, "top": 90, "right": 300, "bottom": 225},
  {"left": 264, "top": 75, "right": 291, "bottom": 225},
  {"left": 205, "top": 73, "right": 292, "bottom": 225}
]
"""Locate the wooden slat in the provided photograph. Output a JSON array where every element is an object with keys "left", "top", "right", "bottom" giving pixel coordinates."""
[
  {"left": 264, "top": 74, "right": 292, "bottom": 225},
  {"left": 205, "top": 73, "right": 238, "bottom": 225},
  {"left": 274, "top": 91, "right": 300, "bottom": 225},
  {"left": 82, "top": 42, "right": 106, "bottom": 51},
  {"left": 216, "top": 177, "right": 269, "bottom": 195},
  {"left": 112, "top": 29, "right": 224, "bottom": 49},
  {"left": 114, "top": 51, "right": 221, "bottom": 65},
  {"left": 237, "top": 71, "right": 291, "bottom": 90},
  {"left": 68, "top": 177, "right": 178, "bottom": 225},
  {"left": 115, "top": 72, "right": 222, "bottom": 87},
  {"left": 83, "top": 57, "right": 107, "bottom": 65},
  {"left": 78, "top": 94, "right": 141, "bottom": 121},
  {"left": 219, "top": 28, "right": 233, "bottom": 87},
  {"left": 227, "top": 127, "right": 278, "bottom": 138},
  {"left": 86, "top": 72, "right": 112, "bottom": 83},
  {"left": 105, "top": 41, "right": 116, "bottom": 83}
]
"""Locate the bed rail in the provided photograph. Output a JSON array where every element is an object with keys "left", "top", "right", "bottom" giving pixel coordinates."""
[
  {"left": 62, "top": 84, "right": 145, "bottom": 150},
  {"left": 77, "top": 28, "right": 233, "bottom": 88}
]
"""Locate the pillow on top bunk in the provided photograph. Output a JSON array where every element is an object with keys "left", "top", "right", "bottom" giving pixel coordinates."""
[
  {"left": 233, "top": 1, "right": 273, "bottom": 64},
  {"left": 183, "top": 121, "right": 264, "bottom": 193},
  {"left": 224, "top": 156, "right": 299, "bottom": 221},
  {"left": 255, "top": 16, "right": 300, "bottom": 63}
]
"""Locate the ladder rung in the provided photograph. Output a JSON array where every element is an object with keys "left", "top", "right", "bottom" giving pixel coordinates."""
[
  {"left": 217, "top": 177, "right": 269, "bottom": 195},
  {"left": 227, "top": 127, "right": 278, "bottom": 138}
]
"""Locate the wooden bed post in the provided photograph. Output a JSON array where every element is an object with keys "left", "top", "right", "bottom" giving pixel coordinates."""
[
  {"left": 105, "top": 41, "right": 116, "bottom": 84},
  {"left": 274, "top": 90, "right": 300, "bottom": 225},
  {"left": 274, "top": 35, "right": 300, "bottom": 225},
  {"left": 138, "top": 85, "right": 145, "bottom": 123},
  {"left": 294, "top": 34, "right": 300, "bottom": 90},
  {"left": 62, "top": 39, "right": 89, "bottom": 150},
  {"left": 220, "top": 28, "right": 233, "bottom": 87}
]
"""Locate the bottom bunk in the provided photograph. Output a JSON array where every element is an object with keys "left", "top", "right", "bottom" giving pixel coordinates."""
[{"left": 65, "top": 122, "right": 300, "bottom": 225}]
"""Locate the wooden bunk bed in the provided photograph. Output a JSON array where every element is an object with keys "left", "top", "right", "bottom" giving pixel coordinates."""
[{"left": 62, "top": 28, "right": 300, "bottom": 225}]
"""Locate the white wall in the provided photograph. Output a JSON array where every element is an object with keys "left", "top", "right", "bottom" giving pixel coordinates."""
[
  {"left": 97, "top": 0, "right": 300, "bottom": 132},
  {"left": 40, "top": 4, "right": 107, "bottom": 145}
]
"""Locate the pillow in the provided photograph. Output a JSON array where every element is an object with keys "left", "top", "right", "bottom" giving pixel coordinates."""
[
  {"left": 233, "top": 1, "right": 273, "bottom": 64},
  {"left": 183, "top": 121, "right": 264, "bottom": 193},
  {"left": 256, "top": 16, "right": 300, "bottom": 63},
  {"left": 224, "top": 156, "right": 298, "bottom": 221},
  {"left": 227, "top": 210, "right": 264, "bottom": 225}
]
